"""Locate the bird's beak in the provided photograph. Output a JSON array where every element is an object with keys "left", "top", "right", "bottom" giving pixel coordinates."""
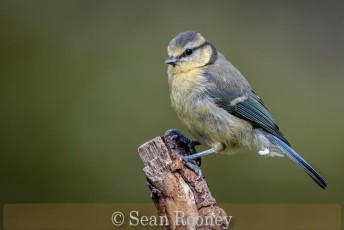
[{"left": 165, "top": 56, "right": 178, "bottom": 65}]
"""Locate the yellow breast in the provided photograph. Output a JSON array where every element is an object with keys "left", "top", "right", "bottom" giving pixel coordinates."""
[
  {"left": 168, "top": 68, "right": 207, "bottom": 116},
  {"left": 167, "top": 67, "right": 254, "bottom": 152}
]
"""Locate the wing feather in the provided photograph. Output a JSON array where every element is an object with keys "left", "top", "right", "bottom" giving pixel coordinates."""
[{"left": 204, "top": 70, "right": 290, "bottom": 146}]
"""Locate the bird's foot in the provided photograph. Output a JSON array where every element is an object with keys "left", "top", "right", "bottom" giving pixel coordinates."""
[
  {"left": 164, "top": 129, "right": 200, "bottom": 154},
  {"left": 164, "top": 129, "right": 203, "bottom": 179},
  {"left": 182, "top": 155, "right": 203, "bottom": 180}
]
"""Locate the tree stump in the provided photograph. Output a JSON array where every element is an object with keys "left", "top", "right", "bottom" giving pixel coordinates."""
[{"left": 138, "top": 134, "right": 229, "bottom": 230}]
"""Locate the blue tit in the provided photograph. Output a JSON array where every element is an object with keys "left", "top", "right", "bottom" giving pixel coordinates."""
[{"left": 165, "top": 30, "right": 327, "bottom": 189}]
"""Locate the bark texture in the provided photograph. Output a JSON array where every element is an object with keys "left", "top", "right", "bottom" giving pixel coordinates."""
[{"left": 138, "top": 135, "right": 228, "bottom": 230}]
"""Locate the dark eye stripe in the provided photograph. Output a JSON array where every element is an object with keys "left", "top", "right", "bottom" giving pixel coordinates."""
[{"left": 178, "top": 41, "right": 210, "bottom": 59}]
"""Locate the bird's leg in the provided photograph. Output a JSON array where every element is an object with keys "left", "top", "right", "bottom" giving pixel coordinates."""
[{"left": 183, "top": 148, "right": 216, "bottom": 161}]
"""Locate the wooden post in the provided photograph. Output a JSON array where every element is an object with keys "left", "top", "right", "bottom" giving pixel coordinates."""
[{"left": 138, "top": 134, "right": 229, "bottom": 230}]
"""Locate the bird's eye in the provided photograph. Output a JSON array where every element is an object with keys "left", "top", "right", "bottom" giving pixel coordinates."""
[{"left": 185, "top": 49, "right": 193, "bottom": 56}]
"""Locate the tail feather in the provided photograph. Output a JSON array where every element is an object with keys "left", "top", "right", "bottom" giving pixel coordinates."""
[{"left": 267, "top": 134, "right": 327, "bottom": 189}]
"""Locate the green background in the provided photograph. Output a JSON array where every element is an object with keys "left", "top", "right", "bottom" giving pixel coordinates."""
[{"left": 1, "top": 0, "right": 343, "bottom": 228}]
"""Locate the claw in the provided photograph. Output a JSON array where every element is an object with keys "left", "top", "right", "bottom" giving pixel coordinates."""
[
  {"left": 165, "top": 129, "right": 201, "bottom": 150},
  {"left": 175, "top": 152, "right": 204, "bottom": 180},
  {"left": 165, "top": 129, "right": 204, "bottom": 179},
  {"left": 164, "top": 129, "right": 200, "bottom": 154},
  {"left": 185, "top": 161, "right": 203, "bottom": 180}
]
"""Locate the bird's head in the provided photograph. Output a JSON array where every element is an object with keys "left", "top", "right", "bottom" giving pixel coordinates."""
[{"left": 165, "top": 30, "right": 217, "bottom": 74}]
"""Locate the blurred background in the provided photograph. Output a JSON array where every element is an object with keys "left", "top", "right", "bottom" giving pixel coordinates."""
[{"left": 1, "top": 0, "right": 343, "bottom": 228}]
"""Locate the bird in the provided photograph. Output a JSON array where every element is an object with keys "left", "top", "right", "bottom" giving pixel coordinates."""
[{"left": 164, "top": 30, "right": 327, "bottom": 189}]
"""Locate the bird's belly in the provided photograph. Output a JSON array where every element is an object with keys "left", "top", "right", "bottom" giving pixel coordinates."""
[{"left": 172, "top": 94, "right": 254, "bottom": 152}]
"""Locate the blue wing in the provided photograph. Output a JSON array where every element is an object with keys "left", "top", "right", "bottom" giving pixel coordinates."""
[
  {"left": 210, "top": 86, "right": 290, "bottom": 146},
  {"left": 233, "top": 92, "right": 290, "bottom": 146},
  {"left": 205, "top": 71, "right": 327, "bottom": 188}
]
